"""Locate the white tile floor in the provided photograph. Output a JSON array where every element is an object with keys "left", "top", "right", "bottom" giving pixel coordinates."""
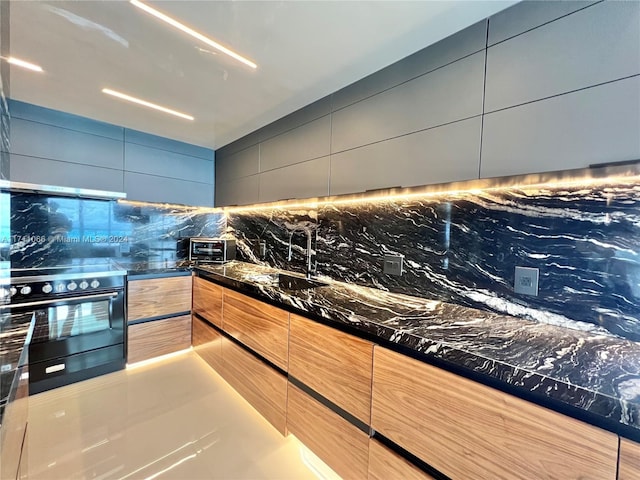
[{"left": 23, "top": 351, "right": 326, "bottom": 480}]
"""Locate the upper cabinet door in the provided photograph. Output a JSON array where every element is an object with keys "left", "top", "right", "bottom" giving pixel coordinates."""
[
  {"left": 480, "top": 75, "right": 640, "bottom": 178},
  {"left": 485, "top": 1, "right": 640, "bottom": 113},
  {"left": 480, "top": 2, "right": 640, "bottom": 178},
  {"left": 331, "top": 52, "right": 485, "bottom": 154}
]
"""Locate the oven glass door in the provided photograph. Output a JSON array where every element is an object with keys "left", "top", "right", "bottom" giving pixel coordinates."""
[
  {"left": 22, "top": 291, "right": 125, "bottom": 363},
  {"left": 32, "top": 298, "right": 112, "bottom": 344}
]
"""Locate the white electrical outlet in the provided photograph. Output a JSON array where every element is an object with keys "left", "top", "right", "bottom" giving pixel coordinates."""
[
  {"left": 514, "top": 266, "right": 539, "bottom": 296},
  {"left": 383, "top": 254, "right": 404, "bottom": 276}
]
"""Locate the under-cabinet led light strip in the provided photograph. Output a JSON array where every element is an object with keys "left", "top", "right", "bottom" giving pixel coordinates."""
[
  {"left": 126, "top": 347, "right": 193, "bottom": 369},
  {"left": 221, "top": 174, "right": 640, "bottom": 213},
  {"left": 7, "top": 56, "right": 43, "bottom": 72},
  {"left": 130, "top": 0, "right": 257, "bottom": 69},
  {"left": 102, "top": 88, "right": 194, "bottom": 120}
]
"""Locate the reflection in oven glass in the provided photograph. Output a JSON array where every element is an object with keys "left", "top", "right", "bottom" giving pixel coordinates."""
[{"left": 32, "top": 300, "right": 111, "bottom": 343}]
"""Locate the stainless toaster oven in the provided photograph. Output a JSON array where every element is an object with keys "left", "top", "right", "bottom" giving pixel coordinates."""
[{"left": 189, "top": 238, "right": 236, "bottom": 263}]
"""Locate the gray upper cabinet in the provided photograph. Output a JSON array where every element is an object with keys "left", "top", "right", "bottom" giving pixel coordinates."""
[
  {"left": 480, "top": 76, "right": 640, "bottom": 178},
  {"left": 213, "top": 0, "right": 640, "bottom": 206},
  {"left": 124, "top": 129, "right": 212, "bottom": 160},
  {"left": 487, "top": 0, "right": 598, "bottom": 46},
  {"left": 485, "top": 1, "right": 640, "bottom": 112},
  {"left": 124, "top": 172, "right": 213, "bottom": 206},
  {"left": 331, "top": 51, "right": 485, "bottom": 154},
  {"left": 215, "top": 175, "right": 260, "bottom": 207},
  {"left": 259, "top": 156, "right": 330, "bottom": 203},
  {"left": 258, "top": 96, "right": 332, "bottom": 142},
  {"left": 332, "top": 20, "right": 487, "bottom": 112},
  {"left": 11, "top": 118, "right": 124, "bottom": 170},
  {"left": 216, "top": 145, "right": 260, "bottom": 183},
  {"left": 10, "top": 99, "right": 123, "bottom": 141},
  {"left": 259, "top": 116, "right": 331, "bottom": 172},
  {"left": 124, "top": 143, "right": 213, "bottom": 184},
  {"left": 9, "top": 101, "right": 215, "bottom": 206},
  {"left": 330, "top": 117, "right": 481, "bottom": 195},
  {"left": 10, "top": 153, "right": 124, "bottom": 192}
]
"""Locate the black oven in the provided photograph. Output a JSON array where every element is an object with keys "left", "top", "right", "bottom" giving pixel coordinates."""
[{"left": 2, "top": 265, "right": 126, "bottom": 394}]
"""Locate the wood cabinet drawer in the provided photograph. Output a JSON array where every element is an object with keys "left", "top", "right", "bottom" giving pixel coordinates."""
[
  {"left": 219, "top": 337, "right": 287, "bottom": 435},
  {"left": 289, "top": 313, "right": 373, "bottom": 424},
  {"left": 619, "top": 438, "right": 640, "bottom": 480},
  {"left": 286, "top": 382, "right": 369, "bottom": 480},
  {"left": 222, "top": 289, "right": 289, "bottom": 370},
  {"left": 192, "top": 276, "right": 223, "bottom": 328},
  {"left": 128, "top": 276, "right": 191, "bottom": 322},
  {"left": 368, "top": 439, "right": 435, "bottom": 480},
  {"left": 371, "top": 346, "right": 618, "bottom": 480},
  {"left": 192, "top": 315, "right": 223, "bottom": 372},
  {"left": 127, "top": 315, "right": 191, "bottom": 364}
]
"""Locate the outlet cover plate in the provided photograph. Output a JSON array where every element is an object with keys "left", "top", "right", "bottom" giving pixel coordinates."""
[
  {"left": 514, "top": 266, "right": 539, "bottom": 296},
  {"left": 383, "top": 254, "right": 404, "bottom": 276}
]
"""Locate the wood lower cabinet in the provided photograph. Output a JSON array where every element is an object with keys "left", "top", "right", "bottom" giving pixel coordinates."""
[
  {"left": 371, "top": 346, "right": 618, "bottom": 480},
  {"left": 619, "top": 438, "right": 640, "bottom": 480},
  {"left": 287, "top": 382, "right": 369, "bottom": 480},
  {"left": 127, "top": 315, "right": 191, "bottom": 364},
  {"left": 192, "top": 276, "right": 223, "bottom": 327},
  {"left": 222, "top": 288, "right": 289, "bottom": 370},
  {"left": 219, "top": 337, "right": 287, "bottom": 435},
  {"left": 128, "top": 276, "right": 191, "bottom": 321},
  {"left": 127, "top": 274, "right": 193, "bottom": 363},
  {"left": 192, "top": 315, "right": 223, "bottom": 372},
  {"left": 289, "top": 313, "right": 373, "bottom": 424},
  {"left": 368, "top": 439, "right": 434, "bottom": 480}
]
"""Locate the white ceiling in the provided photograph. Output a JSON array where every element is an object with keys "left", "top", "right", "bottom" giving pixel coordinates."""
[{"left": 9, "top": 0, "right": 516, "bottom": 151}]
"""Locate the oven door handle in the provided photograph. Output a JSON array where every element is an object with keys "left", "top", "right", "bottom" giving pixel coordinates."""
[{"left": 1, "top": 292, "right": 119, "bottom": 310}]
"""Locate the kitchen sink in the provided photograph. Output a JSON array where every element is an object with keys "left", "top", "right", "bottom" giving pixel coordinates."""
[{"left": 276, "top": 273, "right": 327, "bottom": 290}]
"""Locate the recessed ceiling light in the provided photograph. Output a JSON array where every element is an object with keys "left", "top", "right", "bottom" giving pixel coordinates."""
[
  {"left": 130, "top": 0, "right": 257, "bottom": 69},
  {"left": 7, "top": 57, "right": 43, "bottom": 72},
  {"left": 102, "top": 88, "right": 194, "bottom": 121}
]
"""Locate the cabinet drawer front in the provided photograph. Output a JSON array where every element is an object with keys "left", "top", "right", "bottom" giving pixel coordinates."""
[
  {"left": 128, "top": 276, "right": 191, "bottom": 321},
  {"left": 219, "top": 337, "right": 287, "bottom": 435},
  {"left": 371, "top": 347, "right": 618, "bottom": 480},
  {"left": 287, "top": 382, "right": 369, "bottom": 480},
  {"left": 368, "top": 439, "right": 435, "bottom": 480},
  {"left": 192, "top": 277, "right": 223, "bottom": 327},
  {"left": 289, "top": 313, "right": 373, "bottom": 424},
  {"left": 619, "top": 438, "right": 640, "bottom": 480},
  {"left": 192, "top": 315, "right": 223, "bottom": 372},
  {"left": 127, "top": 315, "right": 191, "bottom": 364},
  {"left": 222, "top": 289, "right": 289, "bottom": 370}
]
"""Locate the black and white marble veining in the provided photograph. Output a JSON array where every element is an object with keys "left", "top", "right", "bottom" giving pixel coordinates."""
[
  {"left": 227, "top": 207, "right": 317, "bottom": 277},
  {"left": 196, "top": 261, "right": 640, "bottom": 437},
  {"left": 228, "top": 183, "right": 640, "bottom": 342},
  {"left": 7, "top": 192, "right": 224, "bottom": 269}
]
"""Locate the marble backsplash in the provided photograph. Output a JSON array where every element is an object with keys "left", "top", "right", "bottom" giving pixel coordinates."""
[
  {"left": 8, "top": 181, "right": 640, "bottom": 342},
  {"left": 228, "top": 182, "right": 640, "bottom": 341},
  {"left": 6, "top": 192, "right": 224, "bottom": 269}
]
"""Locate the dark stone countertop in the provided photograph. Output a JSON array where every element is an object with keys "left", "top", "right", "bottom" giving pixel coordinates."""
[
  {"left": 112, "top": 260, "right": 192, "bottom": 279},
  {"left": 195, "top": 261, "right": 640, "bottom": 441}
]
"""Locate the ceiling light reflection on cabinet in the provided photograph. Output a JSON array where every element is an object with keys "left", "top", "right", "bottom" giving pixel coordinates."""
[
  {"left": 7, "top": 57, "right": 43, "bottom": 72},
  {"left": 130, "top": 0, "right": 257, "bottom": 69},
  {"left": 102, "top": 88, "right": 194, "bottom": 120}
]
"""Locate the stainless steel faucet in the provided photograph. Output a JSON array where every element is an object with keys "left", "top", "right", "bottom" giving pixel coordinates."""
[{"left": 287, "top": 228, "right": 314, "bottom": 278}]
